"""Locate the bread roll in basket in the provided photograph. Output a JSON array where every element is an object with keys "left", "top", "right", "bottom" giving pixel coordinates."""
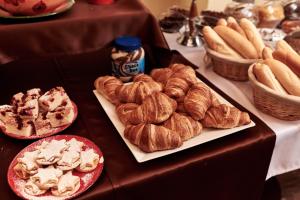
[
  {"left": 0, "top": 0, "right": 68, "bottom": 16},
  {"left": 248, "top": 63, "right": 300, "bottom": 120}
]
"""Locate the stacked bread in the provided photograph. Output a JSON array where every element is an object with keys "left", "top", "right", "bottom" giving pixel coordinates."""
[
  {"left": 95, "top": 64, "right": 251, "bottom": 153},
  {"left": 252, "top": 40, "right": 300, "bottom": 97},
  {"left": 203, "top": 17, "right": 265, "bottom": 59}
]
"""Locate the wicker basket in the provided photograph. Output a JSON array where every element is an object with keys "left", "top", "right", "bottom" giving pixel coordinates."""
[
  {"left": 248, "top": 64, "right": 300, "bottom": 121},
  {"left": 205, "top": 47, "right": 259, "bottom": 81}
]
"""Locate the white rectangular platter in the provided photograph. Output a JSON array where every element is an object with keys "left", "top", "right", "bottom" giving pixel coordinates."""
[{"left": 93, "top": 83, "right": 255, "bottom": 163}]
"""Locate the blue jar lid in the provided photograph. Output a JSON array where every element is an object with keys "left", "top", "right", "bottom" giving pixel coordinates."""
[{"left": 115, "top": 36, "right": 141, "bottom": 52}]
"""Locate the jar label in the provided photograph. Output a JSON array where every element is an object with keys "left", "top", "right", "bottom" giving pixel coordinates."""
[{"left": 112, "top": 58, "right": 145, "bottom": 82}]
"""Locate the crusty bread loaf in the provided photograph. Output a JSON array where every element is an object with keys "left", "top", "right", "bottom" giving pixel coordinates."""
[
  {"left": 217, "top": 18, "right": 227, "bottom": 26},
  {"left": 253, "top": 63, "right": 287, "bottom": 94},
  {"left": 227, "top": 17, "right": 247, "bottom": 38},
  {"left": 240, "top": 18, "right": 265, "bottom": 58},
  {"left": 214, "top": 25, "right": 258, "bottom": 59},
  {"left": 276, "top": 40, "right": 298, "bottom": 56},
  {"left": 273, "top": 49, "right": 300, "bottom": 77},
  {"left": 202, "top": 26, "right": 242, "bottom": 59},
  {"left": 264, "top": 59, "right": 300, "bottom": 96},
  {"left": 262, "top": 47, "right": 273, "bottom": 59}
]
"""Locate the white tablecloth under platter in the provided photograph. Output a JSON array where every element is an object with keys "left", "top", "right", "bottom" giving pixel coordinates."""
[{"left": 163, "top": 32, "right": 300, "bottom": 179}]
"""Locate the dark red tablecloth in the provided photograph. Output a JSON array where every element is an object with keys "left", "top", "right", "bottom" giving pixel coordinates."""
[
  {"left": 0, "top": 47, "right": 275, "bottom": 200},
  {"left": 0, "top": 0, "right": 167, "bottom": 64}
]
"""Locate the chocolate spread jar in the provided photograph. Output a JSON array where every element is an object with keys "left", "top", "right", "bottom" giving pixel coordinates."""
[{"left": 111, "top": 36, "right": 145, "bottom": 82}]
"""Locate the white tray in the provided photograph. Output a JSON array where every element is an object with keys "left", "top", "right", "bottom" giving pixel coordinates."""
[{"left": 93, "top": 83, "right": 255, "bottom": 163}]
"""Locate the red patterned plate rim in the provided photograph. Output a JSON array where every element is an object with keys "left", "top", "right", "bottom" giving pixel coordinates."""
[
  {"left": 0, "top": 101, "right": 78, "bottom": 140},
  {"left": 7, "top": 134, "right": 104, "bottom": 200}
]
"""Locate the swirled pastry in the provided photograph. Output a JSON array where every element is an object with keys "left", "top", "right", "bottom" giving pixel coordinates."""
[
  {"left": 76, "top": 149, "right": 100, "bottom": 172},
  {"left": 30, "top": 166, "right": 63, "bottom": 190},
  {"left": 51, "top": 171, "right": 80, "bottom": 197},
  {"left": 17, "top": 150, "right": 40, "bottom": 176},
  {"left": 56, "top": 150, "right": 81, "bottom": 171}
]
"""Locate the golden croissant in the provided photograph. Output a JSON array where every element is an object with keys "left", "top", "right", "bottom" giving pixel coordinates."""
[
  {"left": 129, "top": 92, "right": 177, "bottom": 124},
  {"left": 94, "top": 76, "right": 123, "bottom": 105},
  {"left": 175, "top": 96, "right": 186, "bottom": 113},
  {"left": 202, "top": 104, "right": 251, "bottom": 129},
  {"left": 164, "top": 77, "right": 190, "bottom": 99},
  {"left": 163, "top": 112, "right": 203, "bottom": 141},
  {"left": 184, "top": 82, "right": 212, "bottom": 120},
  {"left": 150, "top": 68, "right": 174, "bottom": 85},
  {"left": 116, "top": 103, "right": 139, "bottom": 125},
  {"left": 169, "top": 64, "right": 197, "bottom": 85},
  {"left": 133, "top": 74, "right": 154, "bottom": 82},
  {"left": 124, "top": 123, "right": 183, "bottom": 152},
  {"left": 116, "top": 81, "right": 163, "bottom": 104}
]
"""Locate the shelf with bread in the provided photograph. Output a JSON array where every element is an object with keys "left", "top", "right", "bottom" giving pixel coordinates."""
[
  {"left": 203, "top": 17, "right": 265, "bottom": 81},
  {"left": 93, "top": 63, "right": 254, "bottom": 162},
  {"left": 248, "top": 40, "right": 300, "bottom": 121}
]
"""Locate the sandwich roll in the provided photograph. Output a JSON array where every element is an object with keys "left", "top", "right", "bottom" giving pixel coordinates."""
[
  {"left": 276, "top": 40, "right": 298, "bottom": 56},
  {"left": 227, "top": 17, "right": 247, "bottom": 38},
  {"left": 264, "top": 59, "right": 300, "bottom": 96},
  {"left": 273, "top": 49, "right": 300, "bottom": 77},
  {"left": 214, "top": 25, "right": 258, "bottom": 59},
  {"left": 240, "top": 18, "right": 265, "bottom": 58},
  {"left": 217, "top": 18, "right": 227, "bottom": 26},
  {"left": 262, "top": 47, "right": 273, "bottom": 59},
  {"left": 253, "top": 63, "right": 287, "bottom": 95},
  {"left": 203, "top": 26, "right": 243, "bottom": 59}
]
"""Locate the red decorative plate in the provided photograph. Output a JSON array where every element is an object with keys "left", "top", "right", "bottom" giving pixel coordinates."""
[
  {"left": 0, "top": 101, "right": 78, "bottom": 140},
  {"left": 7, "top": 135, "right": 104, "bottom": 200}
]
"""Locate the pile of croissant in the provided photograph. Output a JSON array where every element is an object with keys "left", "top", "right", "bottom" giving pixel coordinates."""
[{"left": 94, "top": 63, "right": 251, "bottom": 153}]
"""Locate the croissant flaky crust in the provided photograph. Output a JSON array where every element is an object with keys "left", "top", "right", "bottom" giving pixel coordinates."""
[
  {"left": 94, "top": 76, "right": 123, "bottom": 105},
  {"left": 150, "top": 68, "right": 174, "bottom": 85},
  {"left": 133, "top": 74, "right": 154, "bottom": 82},
  {"left": 116, "top": 81, "right": 163, "bottom": 104},
  {"left": 116, "top": 103, "right": 139, "bottom": 125},
  {"left": 163, "top": 112, "right": 203, "bottom": 141},
  {"left": 164, "top": 77, "right": 190, "bottom": 99},
  {"left": 124, "top": 123, "right": 183, "bottom": 152},
  {"left": 184, "top": 83, "right": 212, "bottom": 120},
  {"left": 129, "top": 92, "right": 177, "bottom": 125},
  {"left": 202, "top": 104, "right": 251, "bottom": 129}
]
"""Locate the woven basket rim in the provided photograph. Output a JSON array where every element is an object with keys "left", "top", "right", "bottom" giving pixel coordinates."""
[
  {"left": 205, "top": 46, "right": 259, "bottom": 64},
  {"left": 248, "top": 63, "right": 300, "bottom": 104}
]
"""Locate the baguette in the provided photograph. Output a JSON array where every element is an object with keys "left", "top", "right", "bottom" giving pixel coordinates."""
[
  {"left": 262, "top": 47, "right": 273, "bottom": 59},
  {"left": 253, "top": 63, "right": 287, "bottom": 95},
  {"left": 214, "top": 25, "right": 258, "bottom": 59},
  {"left": 202, "top": 26, "right": 242, "bottom": 59},
  {"left": 227, "top": 17, "right": 247, "bottom": 38},
  {"left": 217, "top": 18, "right": 227, "bottom": 26},
  {"left": 264, "top": 59, "right": 300, "bottom": 96},
  {"left": 276, "top": 40, "right": 298, "bottom": 56},
  {"left": 240, "top": 18, "right": 265, "bottom": 58},
  {"left": 273, "top": 49, "right": 300, "bottom": 77}
]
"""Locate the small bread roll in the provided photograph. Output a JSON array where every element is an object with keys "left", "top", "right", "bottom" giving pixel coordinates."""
[
  {"left": 262, "top": 47, "right": 273, "bottom": 59},
  {"left": 240, "top": 18, "right": 265, "bottom": 58},
  {"left": 253, "top": 63, "right": 287, "bottom": 94},
  {"left": 227, "top": 17, "right": 247, "bottom": 38},
  {"left": 217, "top": 18, "right": 227, "bottom": 26},
  {"left": 214, "top": 25, "right": 258, "bottom": 59},
  {"left": 276, "top": 40, "right": 298, "bottom": 56},
  {"left": 273, "top": 49, "right": 300, "bottom": 77},
  {"left": 202, "top": 26, "right": 242, "bottom": 59},
  {"left": 264, "top": 59, "right": 300, "bottom": 96}
]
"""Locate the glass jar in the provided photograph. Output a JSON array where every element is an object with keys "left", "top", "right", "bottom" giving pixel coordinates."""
[
  {"left": 256, "top": 0, "right": 285, "bottom": 28},
  {"left": 224, "top": 2, "right": 258, "bottom": 25},
  {"left": 111, "top": 36, "right": 145, "bottom": 82}
]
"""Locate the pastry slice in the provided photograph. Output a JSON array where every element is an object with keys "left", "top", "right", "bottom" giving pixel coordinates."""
[
  {"left": 33, "top": 112, "right": 52, "bottom": 136},
  {"left": 51, "top": 171, "right": 80, "bottom": 197},
  {"left": 3, "top": 117, "right": 33, "bottom": 137},
  {"left": 67, "top": 138, "right": 84, "bottom": 152},
  {"left": 14, "top": 163, "right": 31, "bottom": 179},
  {"left": 24, "top": 180, "right": 47, "bottom": 196},
  {"left": 30, "top": 165, "right": 63, "bottom": 190},
  {"left": 11, "top": 92, "right": 25, "bottom": 106},
  {"left": 26, "top": 88, "right": 42, "bottom": 100},
  {"left": 17, "top": 150, "right": 40, "bottom": 175},
  {"left": 46, "top": 107, "right": 74, "bottom": 128},
  {"left": 56, "top": 150, "right": 81, "bottom": 171},
  {"left": 0, "top": 105, "right": 16, "bottom": 123},
  {"left": 36, "top": 139, "right": 68, "bottom": 165},
  {"left": 39, "top": 87, "right": 70, "bottom": 111},
  {"left": 76, "top": 149, "right": 99, "bottom": 172},
  {"left": 17, "top": 99, "right": 39, "bottom": 120}
]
